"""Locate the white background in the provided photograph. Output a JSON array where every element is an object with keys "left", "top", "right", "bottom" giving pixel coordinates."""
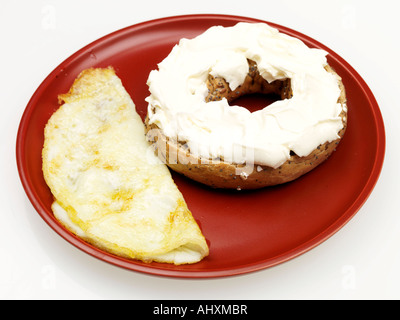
[{"left": 1, "top": 0, "right": 399, "bottom": 300}]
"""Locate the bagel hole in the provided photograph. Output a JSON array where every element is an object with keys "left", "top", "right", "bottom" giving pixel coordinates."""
[{"left": 229, "top": 92, "right": 283, "bottom": 113}]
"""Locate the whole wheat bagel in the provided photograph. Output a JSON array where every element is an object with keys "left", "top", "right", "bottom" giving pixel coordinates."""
[
  {"left": 145, "top": 61, "right": 347, "bottom": 189},
  {"left": 145, "top": 23, "right": 348, "bottom": 189}
]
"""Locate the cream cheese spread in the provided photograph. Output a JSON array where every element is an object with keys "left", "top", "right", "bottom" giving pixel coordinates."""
[{"left": 146, "top": 22, "right": 345, "bottom": 169}]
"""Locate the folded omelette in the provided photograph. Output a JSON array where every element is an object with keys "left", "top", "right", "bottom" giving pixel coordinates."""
[{"left": 42, "top": 67, "right": 209, "bottom": 265}]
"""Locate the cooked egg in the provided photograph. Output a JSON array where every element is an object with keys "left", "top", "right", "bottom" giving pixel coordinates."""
[{"left": 42, "top": 67, "right": 209, "bottom": 264}]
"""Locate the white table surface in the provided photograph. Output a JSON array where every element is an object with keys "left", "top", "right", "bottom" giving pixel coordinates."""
[{"left": 1, "top": 0, "right": 399, "bottom": 300}]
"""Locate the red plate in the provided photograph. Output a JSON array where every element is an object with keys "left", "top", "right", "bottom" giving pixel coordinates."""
[{"left": 16, "top": 14, "right": 385, "bottom": 278}]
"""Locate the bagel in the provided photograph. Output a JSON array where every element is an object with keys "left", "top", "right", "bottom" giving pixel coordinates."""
[{"left": 145, "top": 22, "right": 347, "bottom": 189}]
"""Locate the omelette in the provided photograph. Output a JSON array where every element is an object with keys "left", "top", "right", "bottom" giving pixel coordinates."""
[{"left": 42, "top": 67, "right": 209, "bottom": 265}]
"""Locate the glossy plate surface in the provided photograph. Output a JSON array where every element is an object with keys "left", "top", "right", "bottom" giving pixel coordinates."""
[{"left": 16, "top": 14, "right": 385, "bottom": 278}]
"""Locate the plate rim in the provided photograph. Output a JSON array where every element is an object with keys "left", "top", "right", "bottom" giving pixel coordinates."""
[{"left": 16, "top": 13, "right": 386, "bottom": 278}]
